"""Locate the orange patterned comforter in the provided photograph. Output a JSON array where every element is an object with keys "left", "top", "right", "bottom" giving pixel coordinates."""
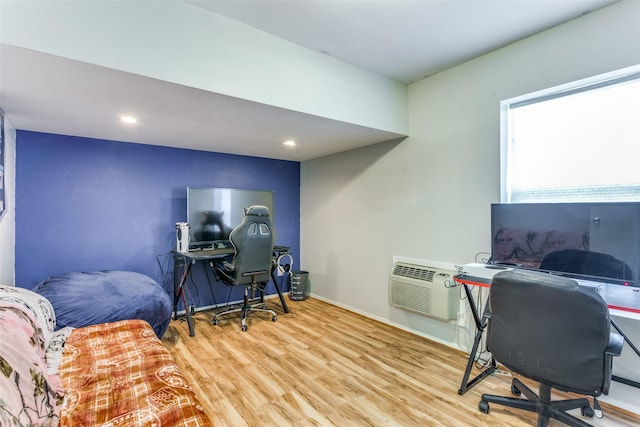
[{"left": 58, "top": 319, "right": 212, "bottom": 427}]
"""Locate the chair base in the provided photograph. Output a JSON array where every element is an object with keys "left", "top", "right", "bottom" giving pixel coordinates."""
[
  {"left": 213, "top": 283, "right": 277, "bottom": 331},
  {"left": 479, "top": 378, "right": 595, "bottom": 427}
]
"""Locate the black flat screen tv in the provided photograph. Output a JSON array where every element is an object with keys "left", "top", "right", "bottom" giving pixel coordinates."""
[
  {"left": 186, "top": 187, "right": 274, "bottom": 249},
  {"left": 490, "top": 202, "right": 640, "bottom": 287}
]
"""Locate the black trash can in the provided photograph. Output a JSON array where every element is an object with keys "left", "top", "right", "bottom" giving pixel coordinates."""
[{"left": 289, "top": 271, "right": 309, "bottom": 301}]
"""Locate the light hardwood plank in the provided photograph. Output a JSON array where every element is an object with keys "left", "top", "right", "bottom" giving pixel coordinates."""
[{"left": 162, "top": 298, "right": 640, "bottom": 426}]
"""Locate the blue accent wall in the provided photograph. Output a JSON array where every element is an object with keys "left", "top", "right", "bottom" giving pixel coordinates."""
[{"left": 15, "top": 131, "right": 300, "bottom": 307}]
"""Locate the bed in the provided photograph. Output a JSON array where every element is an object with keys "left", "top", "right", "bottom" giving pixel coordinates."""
[
  {"left": 33, "top": 270, "right": 173, "bottom": 337},
  {"left": 0, "top": 285, "right": 212, "bottom": 427}
]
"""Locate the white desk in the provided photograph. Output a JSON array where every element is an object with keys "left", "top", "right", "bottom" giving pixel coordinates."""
[{"left": 455, "top": 264, "right": 640, "bottom": 414}]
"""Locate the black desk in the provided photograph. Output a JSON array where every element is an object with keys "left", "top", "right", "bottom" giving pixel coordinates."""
[{"left": 173, "top": 246, "right": 291, "bottom": 336}]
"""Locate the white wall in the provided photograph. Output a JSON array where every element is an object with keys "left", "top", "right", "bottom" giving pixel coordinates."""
[
  {"left": 0, "top": 0, "right": 407, "bottom": 135},
  {"left": 0, "top": 115, "right": 16, "bottom": 286},
  {"left": 301, "top": 1, "right": 640, "bottom": 348}
]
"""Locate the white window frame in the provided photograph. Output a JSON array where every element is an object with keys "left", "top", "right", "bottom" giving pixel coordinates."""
[{"left": 500, "top": 64, "right": 640, "bottom": 203}]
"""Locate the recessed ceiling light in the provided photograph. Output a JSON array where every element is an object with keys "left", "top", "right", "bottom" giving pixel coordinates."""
[
  {"left": 283, "top": 140, "right": 296, "bottom": 147},
  {"left": 120, "top": 115, "right": 137, "bottom": 124}
]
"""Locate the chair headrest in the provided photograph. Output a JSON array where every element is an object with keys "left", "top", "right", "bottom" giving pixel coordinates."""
[{"left": 244, "top": 205, "right": 270, "bottom": 217}]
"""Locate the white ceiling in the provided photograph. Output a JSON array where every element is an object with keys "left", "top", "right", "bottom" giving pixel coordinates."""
[
  {"left": 189, "top": 0, "right": 616, "bottom": 84},
  {"left": 0, "top": 0, "right": 617, "bottom": 161}
]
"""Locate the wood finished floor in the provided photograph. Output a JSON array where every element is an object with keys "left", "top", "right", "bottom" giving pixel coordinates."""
[{"left": 161, "top": 297, "right": 640, "bottom": 426}]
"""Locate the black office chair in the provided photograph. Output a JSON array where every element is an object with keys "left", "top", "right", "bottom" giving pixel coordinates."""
[
  {"left": 213, "top": 205, "right": 277, "bottom": 331},
  {"left": 478, "top": 269, "right": 623, "bottom": 427},
  {"left": 540, "top": 249, "right": 633, "bottom": 283}
]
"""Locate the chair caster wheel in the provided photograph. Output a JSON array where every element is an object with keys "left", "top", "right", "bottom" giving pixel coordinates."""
[
  {"left": 272, "top": 316, "right": 277, "bottom": 322},
  {"left": 581, "top": 406, "right": 595, "bottom": 418},
  {"left": 241, "top": 325, "right": 248, "bottom": 332},
  {"left": 478, "top": 400, "right": 490, "bottom": 414},
  {"left": 511, "top": 384, "right": 521, "bottom": 395},
  {"left": 213, "top": 319, "right": 218, "bottom": 325}
]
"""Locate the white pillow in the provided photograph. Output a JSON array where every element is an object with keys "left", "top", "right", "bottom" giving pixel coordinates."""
[
  {"left": 46, "top": 327, "right": 74, "bottom": 375},
  {"left": 0, "top": 285, "right": 56, "bottom": 347}
]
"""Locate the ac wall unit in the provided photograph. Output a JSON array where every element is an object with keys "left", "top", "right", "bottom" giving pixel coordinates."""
[{"left": 389, "top": 262, "right": 458, "bottom": 321}]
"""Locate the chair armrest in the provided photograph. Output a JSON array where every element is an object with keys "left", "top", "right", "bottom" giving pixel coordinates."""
[
  {"left": 603, "top": 332, "right": 624, "bottom": 395},
  {"left": 606, "top": 332, "right": 624, "bottom": 357},
  {"left": 241, "top": 270, "right": 270, "bottom": 277}
]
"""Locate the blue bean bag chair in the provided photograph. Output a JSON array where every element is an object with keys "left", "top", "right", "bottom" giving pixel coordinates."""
[{"left": 33, "top": 270, "right": 172, "bottom": 338}]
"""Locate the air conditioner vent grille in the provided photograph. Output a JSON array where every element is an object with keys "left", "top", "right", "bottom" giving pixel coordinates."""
[
  {"left": 390, "top": 279, "right": 432, "bottom": 314},
  {"left": 392, "top": 264, "right": 436, "bottom": 282}
]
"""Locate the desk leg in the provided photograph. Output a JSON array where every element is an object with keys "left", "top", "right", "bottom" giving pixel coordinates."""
[
  {"left": 271, "top": 270, "right": 290, "bottom": 313},
  {"left": 458, "top": 320, "right": 496, "bottom": 395},
  {"left": 174, "top": 261, "right": 195, "bottom": 337},
  {"left": 458, "top": 283, "right": 496, "bottom": 395},
  {"left": 611, "top": 319, "right": 640, "bottom": 389},
  {"left": 173, "top": 264, "right": 185, "bottom": 320}
]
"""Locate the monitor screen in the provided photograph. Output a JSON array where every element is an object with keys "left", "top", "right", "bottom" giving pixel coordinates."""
[
  {"left": 491, "top": 202, "right": 640, "bottom": 287},
  {"left": 187, "top": 187, "right": 274, "bottom": 249}
]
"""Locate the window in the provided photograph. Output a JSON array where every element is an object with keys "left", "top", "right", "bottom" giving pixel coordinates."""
[{"left": 501, "top": 65, "right": 640, "bottom": 203}]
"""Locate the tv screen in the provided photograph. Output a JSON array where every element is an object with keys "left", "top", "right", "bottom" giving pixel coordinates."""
[
  {"left": 491, "top": 202, "right": 640, "bottom": 287},
  {"left": 187, "top": 187, "right": 274, "bottom": 249}
]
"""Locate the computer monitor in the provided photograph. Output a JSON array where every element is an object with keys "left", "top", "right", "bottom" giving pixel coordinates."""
[
  {"left": 186, "top": 187, "right": 274, "bottom": 249},
  {"left": 490, "top": 202, "right": 640, "bottom": 287}
]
